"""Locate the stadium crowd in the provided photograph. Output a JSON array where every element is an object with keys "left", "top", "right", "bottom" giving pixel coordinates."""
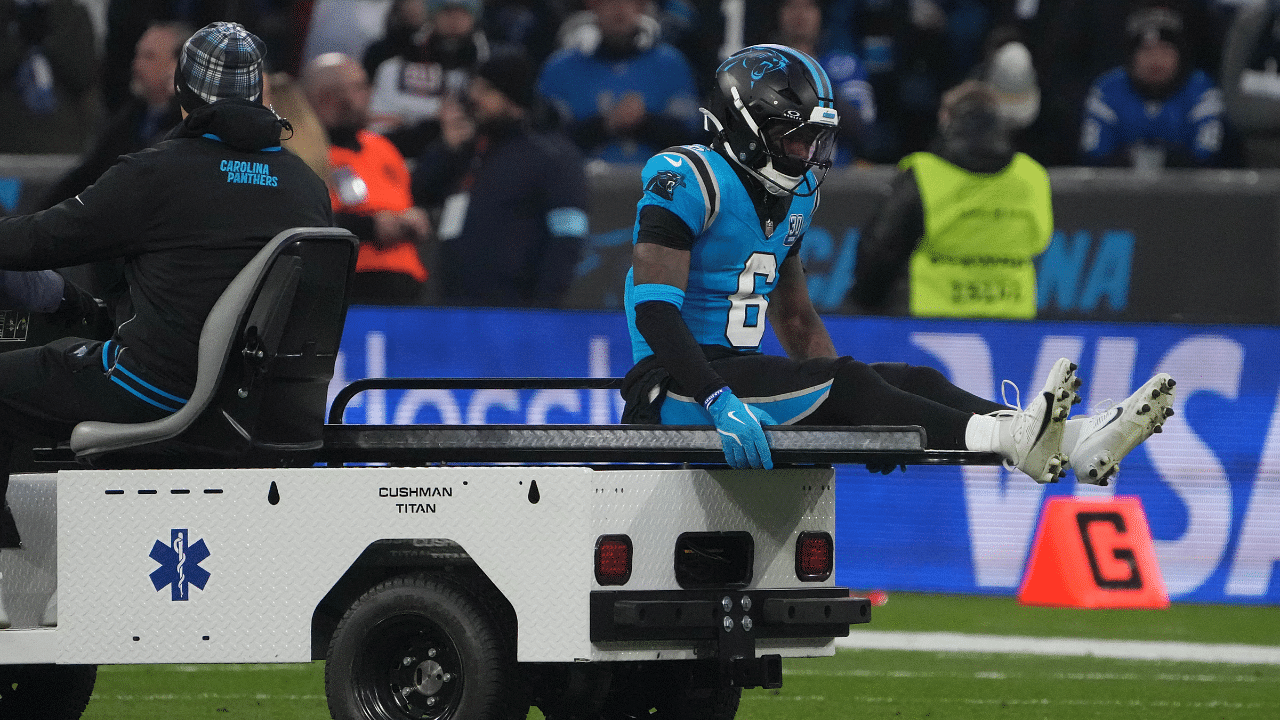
[{"left": 0, "top": 0, "right": 1272, "bottom": 305}]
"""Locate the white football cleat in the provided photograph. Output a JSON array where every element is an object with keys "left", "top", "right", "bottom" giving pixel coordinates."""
[
  {"left": 991, "top": 357, "right": 1082, "bottom": 484},
  {"left": 1065, "top": 373, "right": 1176, "bottom": 486}
]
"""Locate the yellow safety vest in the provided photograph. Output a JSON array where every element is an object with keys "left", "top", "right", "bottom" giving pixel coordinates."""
[{"left": 901, "top": 151, "right": 1052, "bottom": 319}]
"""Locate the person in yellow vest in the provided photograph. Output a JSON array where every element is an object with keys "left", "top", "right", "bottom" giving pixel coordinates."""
[{"left": 849, "top": 80, "right": 1052, "bottom": 318}]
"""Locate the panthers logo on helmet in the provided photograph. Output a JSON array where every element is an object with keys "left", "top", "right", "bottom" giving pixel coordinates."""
[
  {"left": 645, "top": 170, "right": 686, "bottom": 201},
  {"left": 725, "top": 47, "right": 789, "bottom": 88}
]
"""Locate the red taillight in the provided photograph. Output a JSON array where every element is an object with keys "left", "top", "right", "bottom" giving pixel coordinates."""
[
  {"left": 595, "top": 534, "right": 633, "bottom": 586},
  {"left": 796, "top": 531, "right": 833, "bottom": 581}
]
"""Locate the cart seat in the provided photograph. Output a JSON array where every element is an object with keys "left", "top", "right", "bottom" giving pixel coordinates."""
[{"left": 68, "top": 227, "right": 358, "bottom": 467}]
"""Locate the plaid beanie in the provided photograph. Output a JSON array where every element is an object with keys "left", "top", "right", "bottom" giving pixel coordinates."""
[{"left": 174, "top": 22, "right": 265, "bottom": 111}]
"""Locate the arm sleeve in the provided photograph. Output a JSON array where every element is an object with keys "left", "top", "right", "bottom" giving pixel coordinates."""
[
  {"left": 634, "top": 299, "right": 726, "bottom": 405},
  {"left": 636, "top": 204, "right": 695, "bottom": 251},
  {"left": 631, "top": 196, "right": 725, "bottom": 406},
  {"left": 850, "top": 168, "right": 923, "bottom": 309}
]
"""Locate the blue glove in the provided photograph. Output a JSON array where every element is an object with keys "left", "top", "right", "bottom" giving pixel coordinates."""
[{"left": 705, "top": 389, "right": 775, "bottom": 469}]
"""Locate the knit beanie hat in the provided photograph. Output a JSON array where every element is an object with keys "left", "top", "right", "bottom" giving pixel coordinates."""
[
  {"left": 174, "top": 21, "right": 266, "bottom": 112},
  {"left": 1126, "top": 4, "right": 1186, "bottom": 55},
  {"left": 985, "top": 41, "right": 1040, "bottom": 129},
  {"left": 477, "top": 50, "right": 536, "bottom": 109}
]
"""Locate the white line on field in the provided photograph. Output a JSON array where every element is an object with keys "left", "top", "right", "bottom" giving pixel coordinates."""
[
  {"left": 783, "top": 668, "right": 1277, "bottom": 682},
  {"left": 90, "top": 693, "right": 326, "bottom": 701},
  {"left": 743, "top": 694, "right": 1276, "bottom": 710},
  {"left": 835, "top": 631, "right": 1280, "bottom": 665}
]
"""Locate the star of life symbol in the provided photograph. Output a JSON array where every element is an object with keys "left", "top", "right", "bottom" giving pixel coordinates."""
[{"left": 150, "top": 529, "right": 211, "bottom": 601}]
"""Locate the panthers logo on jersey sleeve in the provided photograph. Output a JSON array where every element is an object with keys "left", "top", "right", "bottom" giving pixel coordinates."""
[
  {"left": 645, "top": 170, "right": 685, "bottom": 201},
  {"left": 636, "top": 149, "right": 721, "bottom": 239}
]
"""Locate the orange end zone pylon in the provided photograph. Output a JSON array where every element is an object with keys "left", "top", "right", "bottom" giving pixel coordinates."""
[{"left": 1018, "top": 496, "right": 1169, "bottom": 609}]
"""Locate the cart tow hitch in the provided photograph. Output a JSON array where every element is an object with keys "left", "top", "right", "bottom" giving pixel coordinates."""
[{"left": 594, "top": 590, "right": 871, "bottom": 689}]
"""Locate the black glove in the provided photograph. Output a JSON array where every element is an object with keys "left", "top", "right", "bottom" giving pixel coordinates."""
[{"left": 49, "top": 277, "right": 109, "bottom": 332}]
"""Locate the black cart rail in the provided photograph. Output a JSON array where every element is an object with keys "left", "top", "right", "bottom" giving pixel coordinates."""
[{"left": 322, "top": 377, "right": 1001, "bottom": 467}]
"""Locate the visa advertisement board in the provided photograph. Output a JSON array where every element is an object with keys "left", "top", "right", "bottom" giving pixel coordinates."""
[{"left": 334, "top": 307, "right": 1280, "bottom": 604}]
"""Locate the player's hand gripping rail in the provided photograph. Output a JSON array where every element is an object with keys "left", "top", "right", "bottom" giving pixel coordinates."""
[{"left": 704, "top": 387, "right": 775, "bottom": 470}]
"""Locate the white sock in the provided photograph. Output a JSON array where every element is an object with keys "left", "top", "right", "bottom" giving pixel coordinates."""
[
  {"left": 1061, "top": 417, "right": 1081, "bottom": 454},
  {"left": 964, "top": 413, "right": 1004, "bottom": 453}
]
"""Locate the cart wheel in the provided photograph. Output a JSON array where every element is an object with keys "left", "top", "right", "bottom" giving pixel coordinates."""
[
  {"left": 0, "top": 664, "right": 97, "bottom": 720},
  {"left": 600, "top": 660, "right": 741, "bottom": 720},
  {"left": 325, "top": 573, "right": 525, "bottom": 720}
]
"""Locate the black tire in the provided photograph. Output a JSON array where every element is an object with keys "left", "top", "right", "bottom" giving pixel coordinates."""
[
  {"left": 324, "top": 572, "right": 525, "bottom": 720},
  {"left": 0, "top": 664, "right": 97, "bottom": 720},
  {"left": 599, "top": 660, "right": 740, "bottom": 720}
]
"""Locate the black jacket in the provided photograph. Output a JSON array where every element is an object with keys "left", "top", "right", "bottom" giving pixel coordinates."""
[
  {"left": 411, "top": 119, "right": 587, "bottom": 307},
  {"left": 0, "top": 100, "right": 333, "bottom": 395}
]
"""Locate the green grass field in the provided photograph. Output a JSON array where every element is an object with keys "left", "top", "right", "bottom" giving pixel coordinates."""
[{"left": 80, "top": 593, "right": 1280, "bottom": 720}]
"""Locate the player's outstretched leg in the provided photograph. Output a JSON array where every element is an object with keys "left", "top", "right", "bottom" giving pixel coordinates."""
[
  {"left": 1063, "top": 374, "right": 1176, "bottom": 486},
  {"left": 976, "top": 358, "right": 1082, "bottom": 484}
]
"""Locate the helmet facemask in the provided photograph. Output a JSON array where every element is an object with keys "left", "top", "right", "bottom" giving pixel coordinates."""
[
  {"left": 708, "top": 46, "right": 840, "bottom": 197},
  {"left": 758, "top": 116, "right": 837, "bottom": 189}
]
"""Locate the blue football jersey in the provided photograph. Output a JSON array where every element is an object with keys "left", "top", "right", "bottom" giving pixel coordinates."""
[
  {"left": 625, "top": 145, "right": 819, "bottom": 363},
  {"left": 1081, "top": 68, "right": 1224, "bottom": 166}
]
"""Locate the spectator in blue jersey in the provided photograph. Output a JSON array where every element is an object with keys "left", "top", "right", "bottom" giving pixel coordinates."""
[
  {"left": 772, "top": 0, "right": 876, "bottom": 165},
  {"left": 411, "top": 50, "right": 588, "bottom": 307},
  {"left": 537, "top": 0, "right": 700, "bottom": 164},
  {"left": 620, "top": 44, "right": 1175, "bottom": 491},
  {"left": 1080, "top": 3, "right": 1225, "bottom": 168}
]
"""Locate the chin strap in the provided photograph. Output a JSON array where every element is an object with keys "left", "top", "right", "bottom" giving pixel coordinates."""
[{"left": 700, "top": 104, "right": 807, "bottom": 197}]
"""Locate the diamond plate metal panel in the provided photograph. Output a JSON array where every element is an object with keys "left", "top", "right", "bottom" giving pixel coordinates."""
[
  {"left": 54, "top": 467, "right": 594, "bottom": 664},
  {"left": 0, "top": 475, "right": 57, "bottom": 633},
  {"left": 328, "top": 426, "right": 923, "bottom": 451}
]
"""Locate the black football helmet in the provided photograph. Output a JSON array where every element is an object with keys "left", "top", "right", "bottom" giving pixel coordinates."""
[{"left": 704, "top": 44, "right": 840, "bottom": 197}]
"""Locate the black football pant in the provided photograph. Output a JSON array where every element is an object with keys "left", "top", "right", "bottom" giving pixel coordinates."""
[{"left": 0, "top": 337, "right": 170, "bottom": 548}]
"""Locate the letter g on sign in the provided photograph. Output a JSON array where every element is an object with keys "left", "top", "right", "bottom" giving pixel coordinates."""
[{"left": 1076, "top": 511, "right": 1142, "bottom": 590}]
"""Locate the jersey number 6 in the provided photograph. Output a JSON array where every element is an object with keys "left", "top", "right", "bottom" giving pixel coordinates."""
[{"left": 726, "top": 252, "right": 777, "bottom": 347}]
